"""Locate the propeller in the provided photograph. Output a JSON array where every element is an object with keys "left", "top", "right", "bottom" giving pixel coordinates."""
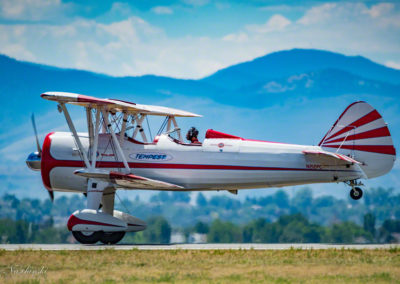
[
  {"left": 30, "top": 113, "right": 54, "bottom": 202},
  {"left": 48, "top": 190, "right": 54, "bottom": 202},
  {"left": 31, "top": 113, "right": 42, "bottom": 157}
]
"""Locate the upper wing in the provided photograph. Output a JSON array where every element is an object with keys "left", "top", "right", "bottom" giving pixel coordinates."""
[
  {"left": 74, "top": 169, "right": 184, "bottom": 190},
  {"left": 41, "top": 91, "right": 201, "bottom": 117},
  {"left": 302, "top": 149, "right": 362, "bottom": 165}
]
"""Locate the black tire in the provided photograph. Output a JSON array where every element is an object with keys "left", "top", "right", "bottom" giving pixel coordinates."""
[
  {"left": 72, "top": 231, "right": 102, "bottom": 244},
  {"left": 350, "top": 187, "right": 363, "bottom": 200},
  {"left": 100, "top": 232, "right": 125, "bottom": 245}
]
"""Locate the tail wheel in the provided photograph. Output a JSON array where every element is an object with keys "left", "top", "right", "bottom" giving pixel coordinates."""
[
  {"left": 72, "top": 231, "right": 102, "bottom": 244},
  {"left": 350, "top": 187, "right": 363, "bottom": 200},
  {"left": 100, "top": 232, "right": 126, "bottom": 245}
]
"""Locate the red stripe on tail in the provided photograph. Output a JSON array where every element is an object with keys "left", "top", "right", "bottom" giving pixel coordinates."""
[
  {"left": 324, "top": 110, "right": 382, "bottom": 142},
  {"left": 323, "top": 145, "right": 396, "bottom": 155},
  {"left": 324, "top": 126, "right": 390, "bottom": 144}
]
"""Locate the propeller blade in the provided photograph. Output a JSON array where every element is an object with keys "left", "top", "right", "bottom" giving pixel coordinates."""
[
  {"left": 31, "top": 113, "right": 42, "bottom": 157},
  {"left": 48, "top": 190, "right": 54, "bottom": 202},
  {"left": 30, "top": 114, "right": 53, "bottom": 202}
]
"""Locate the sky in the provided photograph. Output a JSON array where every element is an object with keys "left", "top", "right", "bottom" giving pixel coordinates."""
[{"left": 0, "top": 0, "right": 400, "bottom": 79}]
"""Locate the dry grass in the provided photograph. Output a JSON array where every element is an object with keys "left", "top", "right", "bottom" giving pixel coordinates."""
[{"left": 0, "top": 248, "right": 399, "bottom": 283}]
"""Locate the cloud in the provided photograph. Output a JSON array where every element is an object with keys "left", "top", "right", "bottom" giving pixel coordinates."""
[
  {"left": 364, "top": 2, "right": 394, "bottom": 18},
  {"left": 297, "top": 3, "right": 336, "bottom": 25},
  {"left": 0, "top": 2, "right": 399, "bottom": 79},
  {"left": 385, "top": 60, "right": 400, "bottom": 70},
  {"left": 0, "top": 43, "right": 36, "bottom": 61},
  {"left": 246, "top": 14, "right": 291, "bottom": 33},
  {"left": 0, "top": 0, "right": 72, "bottom": 21},
  {"left": 182, "top": 0, "right": 209, "bottom": 7},
  {"left": 151, "top": 6, "right": 173, "bottom": 15},
  {"left": 222, "top": 32, "right": 248, "bottom": 43}
]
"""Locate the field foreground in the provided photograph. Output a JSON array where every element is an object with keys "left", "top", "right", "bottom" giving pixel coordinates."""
[{"left": 0, "top": 248, "right": 399, "bottom": 283}]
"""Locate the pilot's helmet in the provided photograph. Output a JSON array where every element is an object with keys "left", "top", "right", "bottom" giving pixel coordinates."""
[{"left": 187, "top": 127, "right": 199, "bottom": 140}]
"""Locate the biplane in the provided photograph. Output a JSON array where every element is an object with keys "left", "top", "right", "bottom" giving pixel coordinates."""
[{"left": 26, "top": 92, "right": 396, "bottom": 244}]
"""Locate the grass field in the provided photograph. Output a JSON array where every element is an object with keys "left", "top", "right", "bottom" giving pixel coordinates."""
[{"left": 0, "top": 248, "right": 399, "bottom": 283}]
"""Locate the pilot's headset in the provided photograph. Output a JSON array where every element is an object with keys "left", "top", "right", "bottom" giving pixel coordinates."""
[{"left": 187, "top": 127, "right": 199, "bottom": 140}]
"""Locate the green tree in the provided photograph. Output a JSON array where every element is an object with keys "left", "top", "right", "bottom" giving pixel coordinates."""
[
  {"left": 143, "top": 216, "right": 171, "bottom": 244},
  {"left": 194, "top": 221, "right": 209, "bottom": 234},
  {"left": 273, "top": 190, "right": 290, "bottom": 208},
  {"left": 379, "top": 219, "right": 400, "bottom": 243},
  {"left": 328, "top": 222, "right": 369, "bottom": 243},
  {"left": 277, "top": 214, "right": 323, "bottom": 243},
  {"left": 363, "top": 213, "right": 376, "bottom": 238},
  {"left": 208, "top": 219, "right": 242, "bottom": 243},
  {"left": 292, "top": 188, "right": 313, "bottom": 216}
]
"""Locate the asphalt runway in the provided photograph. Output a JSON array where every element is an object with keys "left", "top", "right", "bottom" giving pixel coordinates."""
[{"left": 0, "top": 243, "right": 399, "bottom": 251}]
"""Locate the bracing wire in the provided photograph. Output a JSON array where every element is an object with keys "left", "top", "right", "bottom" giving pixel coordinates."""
[
  {"left": 157, "top": 116, "right": 169, "bottom": 136},
  {"left": 116, "top": 191, "right": 131, "bottom": 215}
]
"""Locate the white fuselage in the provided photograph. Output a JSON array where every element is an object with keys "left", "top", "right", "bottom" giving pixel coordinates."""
[{"left": 45, "top": 132, "right": 362, "bottom": 193}]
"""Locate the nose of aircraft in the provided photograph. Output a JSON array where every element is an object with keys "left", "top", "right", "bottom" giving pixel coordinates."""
[{"left": 26, "top": 151, "right": 41, "bottom": 171}]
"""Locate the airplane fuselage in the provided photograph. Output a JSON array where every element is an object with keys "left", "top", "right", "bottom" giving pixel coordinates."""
[{"left": 42, "top": 131, "right": 363, "bottom": 193}]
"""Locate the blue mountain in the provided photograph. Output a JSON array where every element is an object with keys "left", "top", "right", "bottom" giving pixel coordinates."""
[
  {"left": 202, "top": 48, "right": 400, "bottom": 89},
  {"left": 1, "top": 49, "right": 400, "bottom": 127}
]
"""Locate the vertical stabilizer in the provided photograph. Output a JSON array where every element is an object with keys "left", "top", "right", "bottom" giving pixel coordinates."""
[{"left": 319, "top": 101, "right": 396, "bottom": 179}]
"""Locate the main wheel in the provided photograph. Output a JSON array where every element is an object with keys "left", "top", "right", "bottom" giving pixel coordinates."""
[
  {"left": 350, "top": 187, "right": 363, "bottom": 200},
  {"left": 100, "top": 232, "right": 126, "bottom": 245},
  {"left": 72, "top": 231, "right": 102, "bottom": 244}
]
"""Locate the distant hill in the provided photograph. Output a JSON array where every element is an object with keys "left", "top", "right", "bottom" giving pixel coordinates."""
[
  {"left": 202, "top": 49, "right": 400, "bottom": 89},
  {"left": 1, "top": 49, "right": 400, "bottom": 126}
]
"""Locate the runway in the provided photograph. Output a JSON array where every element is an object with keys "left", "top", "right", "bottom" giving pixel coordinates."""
[{"left": 0, "top": 243, "right": 398, "bottom": 251}]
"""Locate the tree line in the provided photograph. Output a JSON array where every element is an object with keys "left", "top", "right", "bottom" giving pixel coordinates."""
[
  {"left": 1, "top": 187, "right": 400, "bottom": 244},
  {"left": 1, "top": 212, "right": 400, "bottom": 244}
]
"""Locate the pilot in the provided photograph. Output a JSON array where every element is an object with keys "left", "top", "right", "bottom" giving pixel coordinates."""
[{"left": 186, "top": 127, "right": 201, "bottom": 144}]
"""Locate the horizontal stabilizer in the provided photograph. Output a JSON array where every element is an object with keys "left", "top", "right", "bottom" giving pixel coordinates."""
[
  {"left": 74, "top": 169, "right": 184, "bottom": 190},
  {"left": 302, "top": 150, "right": 362, "bottom": 165}
]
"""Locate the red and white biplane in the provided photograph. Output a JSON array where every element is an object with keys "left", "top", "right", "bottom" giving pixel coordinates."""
[{"left": 26, "top": 92, "right": 396, "bottom": 244}]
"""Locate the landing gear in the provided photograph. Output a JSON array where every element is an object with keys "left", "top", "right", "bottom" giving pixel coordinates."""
[
  {"left": 345, "top": 180, "right": 364, "bottom": 200},
  {"left": 350, "top": 187, "right": 363, "bottom": 200},
  {"left": 100, "top": 232, "right": 126, "bottom": 245},
  {"left": 72, "top": 231, "right": 126, "bottom": 245},
  {"left": 72, "top": 231, "right": 103, "bottom": 244}
]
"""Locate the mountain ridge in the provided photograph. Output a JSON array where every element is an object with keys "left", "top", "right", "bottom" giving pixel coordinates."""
[
  {"left": 1, "top": 48, "right": 399, "bottom": 127},
  {"left": 202, "top": 49, "right": 400, "bottom": 89}
]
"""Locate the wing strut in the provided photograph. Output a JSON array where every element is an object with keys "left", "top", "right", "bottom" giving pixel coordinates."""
[
  {"left": 132, "top": 114, "right": 148, "bottom": 142},
  {"left": 86, "top": 107, "right": 94, "bottom": 148},
  {"left": 91, "top": 109, "right": 101, "bottom": 168},
  {"left": 59, "top": 103, "right": 91, "bottom": 168},
  {"left": 119, "top": 112, "right": 128, "bottom": 146}
]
